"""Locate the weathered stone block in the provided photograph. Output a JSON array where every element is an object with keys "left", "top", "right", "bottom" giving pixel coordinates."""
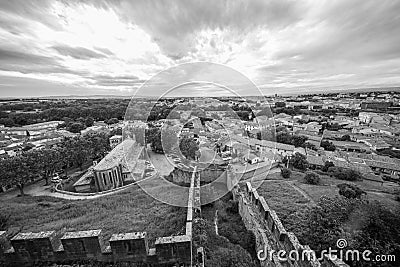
[
  {"left": 10, "top": 231, "right": 57, "bottom": 262},
  {"left": 60, "top": 230, "right": 103, "bottom": 259},
  {"left": 109, "top": 232, "right": 148, "bottom": 262},
  {"left": 155, "top": 235, "right": 191, "bottom": 264}
]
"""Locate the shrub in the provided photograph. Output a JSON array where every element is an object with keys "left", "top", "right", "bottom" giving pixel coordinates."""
[
  {"left": 328, "top": 167, "right": 363, "bottom": 181},
  {"left": 321, "top": 140, "right": 336, "bottom": 151},
  {"left": 281, "top": 167, "right": 292, "bottom": 178},
  {"left": 337, "top": 183, "right": 366, "bottom": 199},
  {"left": 322, "top": 161, "right": 334, "bottom": 172},
  {"left": 304, "top": 172, "right": 320, "bottom": 185}
]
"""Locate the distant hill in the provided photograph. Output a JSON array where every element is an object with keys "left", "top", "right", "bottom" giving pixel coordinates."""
[{"left": 0, "top": 86, "right": 398, "bottom": 100}]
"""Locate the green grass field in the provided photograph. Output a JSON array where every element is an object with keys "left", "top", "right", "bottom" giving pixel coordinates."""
[{"left": 0, "top": 184, "right": 187, "bottom": 246}]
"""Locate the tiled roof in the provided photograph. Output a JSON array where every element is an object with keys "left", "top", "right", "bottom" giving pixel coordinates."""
[
  {"left": 73, "top": 167, "right": 94, "bottom": 186},
  {"left": 93, "top": 139, "right": 141, "bottom": 171}
]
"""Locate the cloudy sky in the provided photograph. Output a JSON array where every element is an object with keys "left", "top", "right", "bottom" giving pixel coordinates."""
[{"left": 0, "top": 0, "right": 399, "bottom": 97}]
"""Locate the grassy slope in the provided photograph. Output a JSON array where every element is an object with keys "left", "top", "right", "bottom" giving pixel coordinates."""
[
  {"left": 0, "top": 185, "right": 187, "bottom": 246},
  {"left": 254, "top": 170, "right": 400, "bottom": 243},
  {"left": 255, "top": 180, "right": 309, "bottom": 224}
]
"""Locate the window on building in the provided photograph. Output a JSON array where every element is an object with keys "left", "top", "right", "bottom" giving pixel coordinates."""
[
  {"left": 171, "top": 244, "right": 177, "bottom": 257},
  {"left": 124, "top": 242, "right": 133, "bottom": 254},
  {"left": 102, "top": 173, "right": 106, "bottom": 185}
]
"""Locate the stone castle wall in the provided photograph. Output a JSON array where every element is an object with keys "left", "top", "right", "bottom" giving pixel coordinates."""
[
  {"left": 236, "top": 182, "right": 349, "bottom": 267},
  {"left": 0, "top": 172, "right": 198, "bottom": 267}
]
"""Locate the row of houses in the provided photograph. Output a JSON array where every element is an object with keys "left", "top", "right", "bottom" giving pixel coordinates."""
[{"left": 219, "top": 135, "right": 295, "bottom": 165}]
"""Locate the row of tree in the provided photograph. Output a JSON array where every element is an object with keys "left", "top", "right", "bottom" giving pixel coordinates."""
[
  {"left": 0, "top": 133, "right": 110, "bottom": 196},
  {"left": 0, "top": 99, "right": 129, "bottom": 127}
]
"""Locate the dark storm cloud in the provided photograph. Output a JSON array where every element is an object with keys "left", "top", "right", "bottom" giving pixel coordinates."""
[
  {"left": 255, "top": 0, "right": 400, "bottom": 91},
  {"left": 52, "top": 45, "right": 109, "bottom": 60},
  {"left": 274, "top": 0, "right": 400, "bottom": 64},
  {"left": 108, "top": 0, "right": 304, "bottom": 56},
  {"left": 0, "top": 0, "right": 399, "bottom": 96}
]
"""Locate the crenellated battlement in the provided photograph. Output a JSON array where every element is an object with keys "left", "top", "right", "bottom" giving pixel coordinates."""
[
  {"left": 0, "top": 171, "right": 198, "bottom": 267},
  {"left": 0, "top": 226, "right": 193, "bottom": 266}
]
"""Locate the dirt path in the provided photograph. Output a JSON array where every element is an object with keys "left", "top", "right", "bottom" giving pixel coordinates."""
[
  {"left": 214, "top": 210, "right": 219, "bottom": 236},
  {"left": 285, "top": 181, "right": 316, "bottom": 206},
  {"left": 0, "top": 173, "right": 158, "bottom": 201}
]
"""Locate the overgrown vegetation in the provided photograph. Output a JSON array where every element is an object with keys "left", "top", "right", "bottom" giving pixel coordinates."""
[
  {"left": 198, "top": 194, "right": 259, "bottom": 266},
  {"left": 294, "top": 196, "right": 400, "bottom": 267}
]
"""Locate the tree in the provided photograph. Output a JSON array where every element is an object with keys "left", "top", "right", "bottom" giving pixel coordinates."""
[
  {"left": 147, "top": 128, "right": 163, "bottom": 153},
  {"left": 34, "top": 148, "right": 63, "bottom": 185},
  {"left": 339, "top": 134, "right": 351, "bottom": 141},
  {"left": 350, "top": 202, "right": 400, "bottom": 267},
  {"left": 67, "top": 122, "right": 85, "bottom": 133},
  {"left": 277, "top": 132, "right": 292, "bottom": 145},
  {"left": 179, "top": 136, "right": 199, "bottom": 160},
  {"left": 283, "top": 153, "right": 308, "bottom": 170},
  {"left": 281, "top": 167, "right": 291, "bottom": 178},
  {"left": 0, "top": 153, "right": 36, "bottom": 196},
  {"left": 85, "top": 116, "right": 94, "bottom": 127},
  {"left": 337, "top": 183, "right": 366, "bottom": 199},
  {"left": 322, "top": 161, "right": 334, "bottom": 172},
  {"left": 328, "top": 167, "right": 363, "bottom": 181},
  {"left": 292, "top": 135, "right": 308, "bottom": 147},
  {"left": 304, "top": 172, "right": 320, "bottom": 185},
  {"left": 320, "top": 140, "right": 336, "bottom": 151},
  {"left": 61, "top": 136, "right": 91, "bottom": 170},
  {"left": 302, "top": 196, "right": 400, "bottom": 266},
  {"left": 85, "top": 133, "right": 110, "bottom": 160},
  {"left": 302, "top": 196, "right": 361, "bottom": 254},
  {"left": 277, "top": 132, "right": 307, "bottom": 147},
  {"left": 275, "top": 102, "right": 286, "bottom": 108}
]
